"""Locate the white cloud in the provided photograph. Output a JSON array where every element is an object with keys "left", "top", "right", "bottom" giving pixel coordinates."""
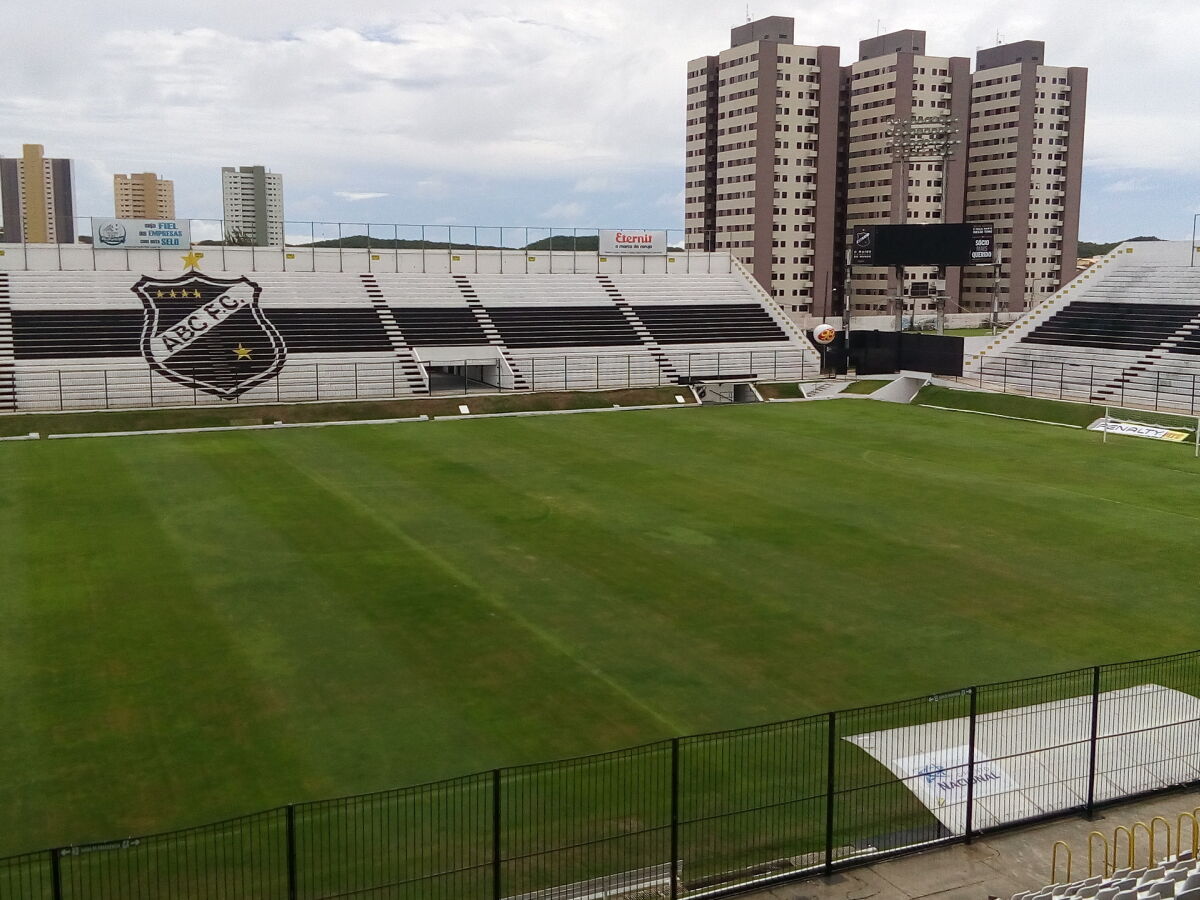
[
  {"left": 1103, "top": 179, "right": 1147, "bottom": 194},
  {"left": 414, "top": 176, "right": 448, "bottom": 196},
  {"left": 0, "top": 0, "right": 1197, "bottom": 234},
  {"left": 539, "top": 201, "right": 586, "bottom": 222},
  {"left": 334, "top": 191, "right": 390, "bottom": 201},
  {"left": 655, "top": 190, "right": 684, "bottom": 209},
  {"left": 573, "top": 175, "right": 627, "bottom": 193}
]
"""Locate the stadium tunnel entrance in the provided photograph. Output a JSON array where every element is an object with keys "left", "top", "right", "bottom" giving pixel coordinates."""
[
  {"left": 694, "top": 380, "right": 761, "bottom": 404},
  {"left": 417, "top": 347, "right": 507, "bottom": 394}
]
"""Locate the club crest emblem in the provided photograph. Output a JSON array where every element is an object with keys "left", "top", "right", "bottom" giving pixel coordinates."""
[{"left": 132, "top": 272, "right": 286, "bottom": 399}]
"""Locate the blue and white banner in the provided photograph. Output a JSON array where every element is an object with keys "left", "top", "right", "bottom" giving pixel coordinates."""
[{"left": 91, "top": 218, "right": 191, "bottom": 250}]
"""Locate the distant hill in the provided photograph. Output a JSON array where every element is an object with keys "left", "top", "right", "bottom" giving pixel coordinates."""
[
  {"left": 196, "top": 233, "right": 683, "bottom": 252},
  {"left": 1078, "top": 235, "right": 1162, "bottom": 257}
]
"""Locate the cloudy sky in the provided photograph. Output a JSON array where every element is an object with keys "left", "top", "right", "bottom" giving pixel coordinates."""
[{"left": 2, "top": 0, "right": 1197, "bottom": 242}]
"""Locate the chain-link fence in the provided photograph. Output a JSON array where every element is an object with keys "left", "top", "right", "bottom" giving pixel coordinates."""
[{"left": 4, "top": 649, "right": 1200, "bottom": 899}]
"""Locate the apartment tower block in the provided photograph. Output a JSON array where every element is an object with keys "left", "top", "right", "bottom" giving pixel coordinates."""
[
  {"left": 0, "top": 144, "right": 76, "bottom": 244},
  {"left": 114, "top": 172, "right": 176, "bottom": 219},
  {"left": 221, "top": 165, "right": 284, "bottom": 247},
  {"left": 685, "top": 17, "right": 842, "bottom": 318},
  {"left": 685, "top": 18, "right": 1086, "bottom": 319}
]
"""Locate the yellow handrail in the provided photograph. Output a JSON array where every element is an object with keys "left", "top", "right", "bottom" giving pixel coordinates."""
[
  {"left": 1052, "top": 840, "right": 1073, "bottom": 884},
  {"left": 1113, "top": 825, "right": 1135, "bottom": 871},
  {"left": 1149, "top": 816, "right": 1172, "bottom": 866},
  {"left": 1176, "top": 812, "right": 1198, "bottom": 858},
  {"left": 1132, "top": 821, "right": 1154, "bottom": 868},
  {"left": 1089, "top": 831, "right": 1112, "bottom": 877}
]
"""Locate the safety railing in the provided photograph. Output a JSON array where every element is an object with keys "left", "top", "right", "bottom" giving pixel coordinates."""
[
  {"left": 0, "top": 349, "right": 815, "bottom": 413},
  {"left": 4, "top": 649, "right": 1200, "bottom": 899},
  {"left": 0, "top": 220, "right": 701, "bottom": 275},
  {"left": 970, "top": 354, "right": 1200, "bottom": 416}
]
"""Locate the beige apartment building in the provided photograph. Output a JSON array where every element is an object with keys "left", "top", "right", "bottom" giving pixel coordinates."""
[
  {"left": 685, "top": 18, "right": 1086, "bottom": 320},
  {"left": 0, "top": 143, "right": 76, "bottom": 244},
  {"left": 843, "top": 31, "right": 971, "bottom": 313},
  {"left": 961, "top": 41, "right": 1087, "bottom": 311},
  {"left": 685, "top": 16, "right": 841, "bottom": 319},
  {"left": 113, "top": 172, "right": 175, "bottom": 219}
]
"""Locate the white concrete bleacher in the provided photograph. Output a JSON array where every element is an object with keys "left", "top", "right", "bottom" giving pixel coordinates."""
[
  {"left": 4, "top": 270, "right": 414, "bottom": 412},
  {"left": 967, "top": 243, "right": 1200, "bottom": 413},
  {"left": 0, "top": 253, "right": 820, "bottom": 412},
  {"left": 1015, "top": 852, "right": 1200, "bottom": 900},
  {"left": 612, "top": 273, "right": 818, "bottom": 384}
]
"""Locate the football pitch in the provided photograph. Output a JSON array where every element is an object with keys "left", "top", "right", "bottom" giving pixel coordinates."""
[{"left": 3, "top": 398, "right": 1200, "bottom": 856}]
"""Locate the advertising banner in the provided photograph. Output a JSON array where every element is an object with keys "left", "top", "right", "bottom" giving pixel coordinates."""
[
  {"left": 1087, "top": 418, "right": 1190, "bottom": 442},
  {"left": 91, "top": 218, "right": 191, "bottom": 250},
  {"left": 894, "top": 746, "right": 1018, "bottom": 813},
  {"left": 599, "top": 230, "right": 667, "bottom": 255}
]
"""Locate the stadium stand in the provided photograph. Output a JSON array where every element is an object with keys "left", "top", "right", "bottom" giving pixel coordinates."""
[
  {"left": 1016, "top": 852, "right": 1200, "bottom": 900},
  {"left": 966, "top": 242, "right": 1200, "bottom": 412},
  {"left": 0, "top": 252, "right": 819, "bottom": 411}
]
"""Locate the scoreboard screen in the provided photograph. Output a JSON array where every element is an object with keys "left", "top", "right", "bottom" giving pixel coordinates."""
[{"left": 851, "top": 223, "right": 994, "bottom": 266}]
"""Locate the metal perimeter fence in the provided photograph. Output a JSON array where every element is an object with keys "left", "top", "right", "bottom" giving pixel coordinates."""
[
  {"left": 0, "top": 220, "right": 700, "bottom": 275},
  {"left": 969, "top": 355, "right": 1200, "bottom": 416},
  {"left": 5, "top": 648, "right": 1200, "bottom": 900},
  {"left": 7, "top": 350, "right": 816, "bottom": 414}
]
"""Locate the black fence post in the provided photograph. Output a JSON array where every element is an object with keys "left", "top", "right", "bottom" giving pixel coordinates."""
[
  {"left": 492, "top": 769, "right": 503, "bottom": 900},
  {"left": 824, "top": 710, "right": 837, "bottom": 877},
  {"left": 670, "top": 737, "right": 680, "bottom": 900},
  {"left": 1086, "top": 666, "right": 1102, "bottom": 819},
  {"left": 286, "top": 804, "right": 297, "bottom": 900},
  {"left": 50, "top": 848, "right": 62, "bottom": 900},
  {"left": 965, "top": 686, "right": 978, "bottom": 843}
]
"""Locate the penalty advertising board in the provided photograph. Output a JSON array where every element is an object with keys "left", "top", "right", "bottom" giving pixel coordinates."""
[{"left": 1087, "top": 417, "right": 1190, "bottom": 442}]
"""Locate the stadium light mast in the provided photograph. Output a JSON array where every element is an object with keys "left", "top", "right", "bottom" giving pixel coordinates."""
[{"left": 886, "top": 116, "right": 962, "bottom": 332}]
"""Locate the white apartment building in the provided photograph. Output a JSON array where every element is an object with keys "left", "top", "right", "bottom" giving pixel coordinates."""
[{"left": 221, "top": 165, "right": 284, "bottom": 247}]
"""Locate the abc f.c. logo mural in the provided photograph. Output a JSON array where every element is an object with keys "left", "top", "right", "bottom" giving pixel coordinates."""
[{"left": 132, "top": 271, "right": 286, "bottom": 399}]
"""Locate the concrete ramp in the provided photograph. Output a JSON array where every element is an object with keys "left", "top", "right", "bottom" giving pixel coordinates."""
[{"left": 872, "top": 372, "right": 930, "bottom": 403}]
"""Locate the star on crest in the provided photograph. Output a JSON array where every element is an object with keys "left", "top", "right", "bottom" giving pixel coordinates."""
[
  {"left": 181, "top": 251, "right": 204, "bottom": 270},
  {"left": 233, "top": 344, "right": 253, "bottom": 360}
]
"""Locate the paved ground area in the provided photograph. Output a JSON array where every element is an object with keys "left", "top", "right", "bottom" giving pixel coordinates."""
[{"left": 741, "top": 788, "right": 1200, "bottom": 900}]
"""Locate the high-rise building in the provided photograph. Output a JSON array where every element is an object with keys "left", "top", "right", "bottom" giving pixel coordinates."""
[
  {"left": 843, "top": 31, "right": 972, "bottom": 314},
  {"left": 114, "top": 172, "right": 175, "bottom": 219},
  {"left": 685, "top": 17, "right": 842, "bottom": 319},
  {"left": 0, "top": 144, "right": 76, "bottom": 244},
  {"left": 221, "top": 165, "right": 283, "bottom": 247},
  {"left": 684, "top": 19, "right": 1087, "bottom": 319},
  {"left": 961, "top": 42, "right": 1087, "bottom": 312}
]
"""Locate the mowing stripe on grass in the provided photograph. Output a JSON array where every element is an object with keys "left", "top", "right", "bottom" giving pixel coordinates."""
[{"left": 918, "top": 404, "right": 1083, "bottom": 429}]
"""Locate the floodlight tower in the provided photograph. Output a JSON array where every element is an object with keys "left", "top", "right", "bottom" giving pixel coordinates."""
[{"left": 885, "top": 116, "right": 962, "bottom": 332}]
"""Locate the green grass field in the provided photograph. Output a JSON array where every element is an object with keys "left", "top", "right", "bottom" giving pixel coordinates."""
[{"left": 4, "top": 398, "right": 1200, "bottom": 857}]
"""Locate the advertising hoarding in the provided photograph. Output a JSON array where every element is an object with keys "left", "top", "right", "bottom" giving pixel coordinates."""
[
  {"left": 599, "top": 230, "right": 667, "bottom": 255},
  {"left": 91, "top": 218, "right": 191, "bottom": 250}
]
